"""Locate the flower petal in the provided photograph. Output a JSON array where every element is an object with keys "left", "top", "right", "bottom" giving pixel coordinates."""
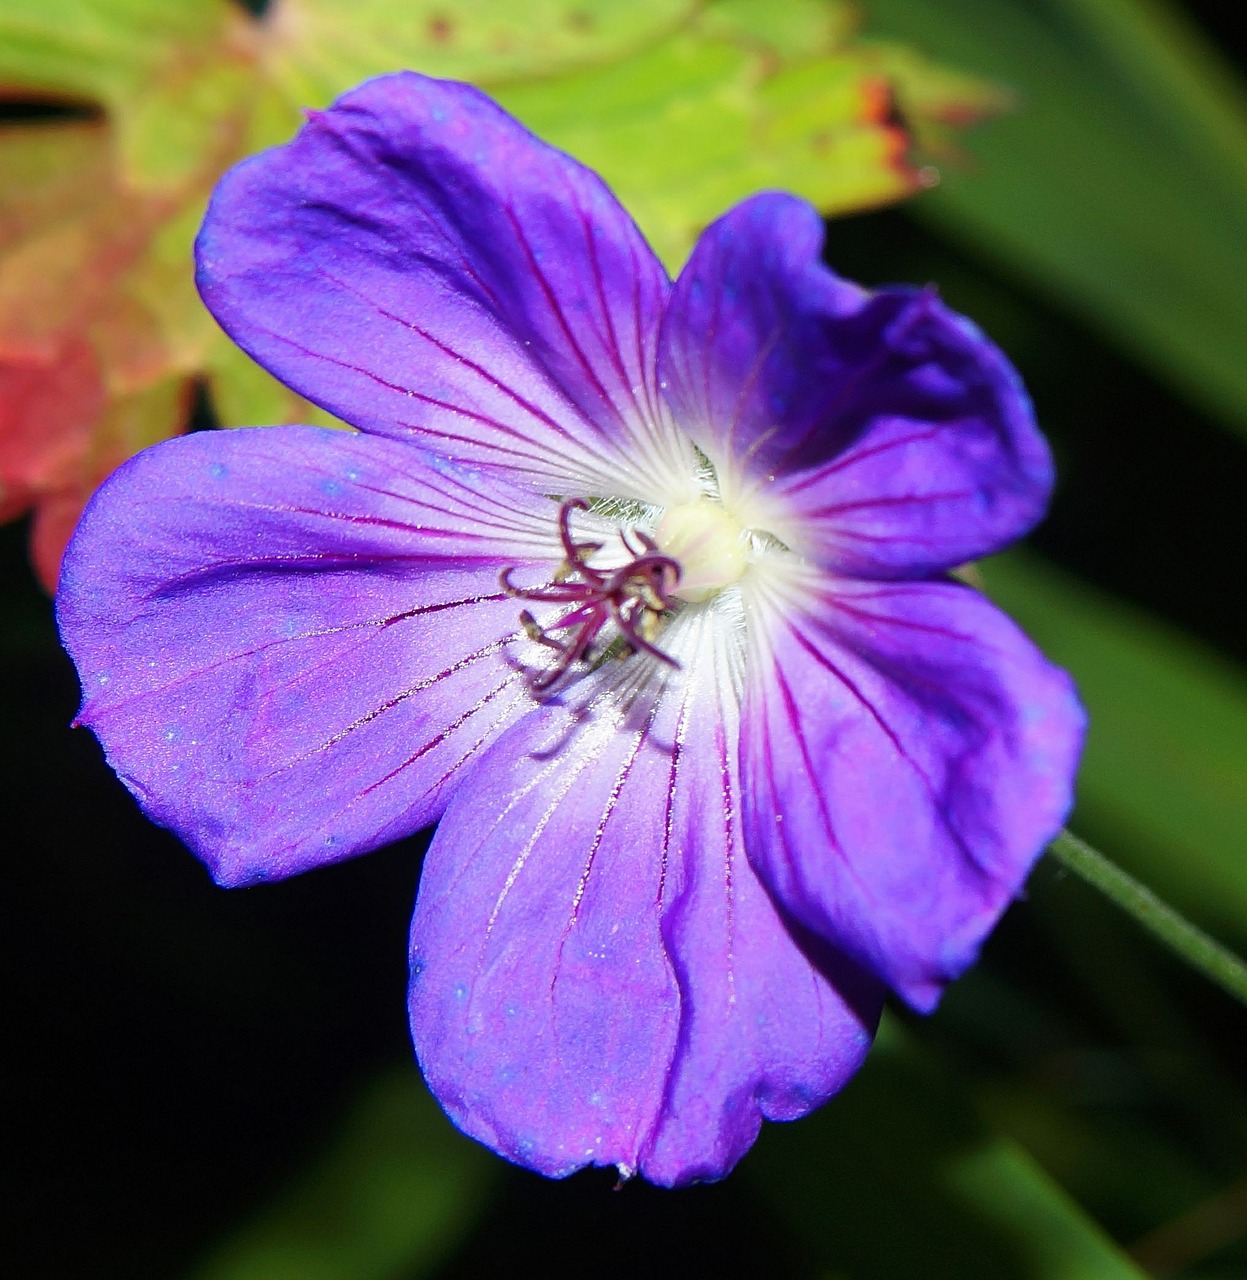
[
  {"left": 56, "top": 425, "right": 559, "bottom": 886},
  {"left": 640, "top": 619, "right": 883, "bottom": 1183},
  {"left": 409, "top": 610, "right": 881, "bottom": 1185},
  {"left": 197, "top": 73, "right": 693, "bottom": 502},
  {"left": 741, "top": 569, "right": 1084, "bottom": 1011},
  {"left": 659, "top": 193, "right": 1052, "bottom": 574}
]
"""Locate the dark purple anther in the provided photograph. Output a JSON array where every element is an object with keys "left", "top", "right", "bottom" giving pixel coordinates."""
[{"left": 501, "top": 499, "right": 682, "bottom": 692}]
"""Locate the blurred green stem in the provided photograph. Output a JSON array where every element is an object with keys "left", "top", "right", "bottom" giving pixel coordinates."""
[{"left": 1049, "top": 830, "right": 1247, "bottom": 1007}]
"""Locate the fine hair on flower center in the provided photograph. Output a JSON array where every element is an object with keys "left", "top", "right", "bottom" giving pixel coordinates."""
[{"left": 501, "top": 495, "right": 751, "bottom": 691}]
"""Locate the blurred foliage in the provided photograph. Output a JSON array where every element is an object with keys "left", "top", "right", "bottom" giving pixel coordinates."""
[
  {"left": 4, "top": 1, "right": 1247, "bottom": 1278},
  {"left": 0, "top": 0, "right": 999, "bottom": 588},
  {"left": 866, "top": 0, "right": 1247, "bottom": 443},
  {"left": 188, "top": 1069, "right": 499, "bottom": 1280},
  {"left": 750, "top": 1018, "right": 1148, "bottom": 1279},
  {"left": 986, "top": 554, "right": 1247, "bottom": 947}
]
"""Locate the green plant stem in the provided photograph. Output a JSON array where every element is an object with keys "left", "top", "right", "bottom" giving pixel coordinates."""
[{"left": 1048, "top": 830, "right": 1247, "bottom": 1007}]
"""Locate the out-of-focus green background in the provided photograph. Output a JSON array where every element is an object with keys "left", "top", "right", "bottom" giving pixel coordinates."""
[{"left": 3, "top": 2, "right": 1247, "bottom": 1277}]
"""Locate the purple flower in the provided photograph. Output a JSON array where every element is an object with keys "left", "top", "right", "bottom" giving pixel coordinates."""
[{"left": 56, "top": 73, "right": 1084, "bottom": 1185}]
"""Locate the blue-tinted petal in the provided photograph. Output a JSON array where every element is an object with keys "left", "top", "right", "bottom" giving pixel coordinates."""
[
  {"left": 56, "top": 425, "right": 559, "bottom": 885},
  {"left": 197, "top": 73, "right": 693, "bottom": 502},
  {"left": 741, "top": 568, "right": 1085, "bottom": 1010},
  {"left": 641, "top": 620, "right": 882, "bottom": 1183},
  {"left": 659, "top": 193, "right": 1053, "bottom": 575},
  {"left": 409, "top": 610, "right": 880, "bottom": 1185}
]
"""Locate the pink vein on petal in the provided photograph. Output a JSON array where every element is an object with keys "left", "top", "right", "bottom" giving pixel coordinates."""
[
  {"left": 784, "top": 616, "right": 993, "bottom": 879},
  {"left": 356, "top": 676, "right": 522, "bottom": 799},
  {"left": 550, "top": 721, "right": 652, "bottom": 1000},
  {"left": 316, "top": 267, "right": 600, "bottom": 449},
  {"left": 93, "top": 594, "right": 509, "bottom": 721},
  {"left": 805, "top": 489, "right": 976, "bottom": 519},
  {"left": 500, "top": 200, "right": 629, "bottom": 434},
  {"left": 713, "top": 685, "right": 738, "bottom": 1009},
  {"left": 766, "top": 658, "right": 886, "bottom": 913},
  {"left": 478, "top": 738, "right": 599, "bottom": 939},
  {"left": 274, "top": 638, "right": 512, "bottom": 769},
  {"left": 777, "top": 427, "right": 943, "bottom": 497}
]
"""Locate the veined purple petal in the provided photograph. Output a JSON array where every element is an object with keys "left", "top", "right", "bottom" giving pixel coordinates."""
[
  {"left": 640, "top": 620, "right": 882, "bottom": 1183},
  {"left": 409, "top": 611, "right": 881, "bottom": 1185},
  {"left": 56, "top": 426, "right": 560, "bottom": 886},
  {"left": 740, "top": 568, "right": 1084, "bottom": 1011},
  {"left": 659, "top": 193, "right": 1053, "bottom": 575},
  {"left": 197, "top": 73, "right": 694, "bottom": 503}
]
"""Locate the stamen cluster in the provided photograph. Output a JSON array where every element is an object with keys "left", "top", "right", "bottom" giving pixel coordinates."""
[{"left": 501, "top": 499, "right": 681, "bottom": 692}]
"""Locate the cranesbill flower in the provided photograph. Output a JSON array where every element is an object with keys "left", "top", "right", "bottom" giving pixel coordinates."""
[{"left": 56, "top": 72, "right": 1084, "bottom": 1185}]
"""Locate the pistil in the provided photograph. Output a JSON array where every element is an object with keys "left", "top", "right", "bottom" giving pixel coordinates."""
[{"left": 653, "top": 499, "right": 749, "bottom": 602}]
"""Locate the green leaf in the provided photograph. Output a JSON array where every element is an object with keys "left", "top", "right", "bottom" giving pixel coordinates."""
[
  {"left": 1049, "top": 0, "right": 1247, "bottom": 201},
  {"left": 0, "top": 120, "right": 108, "bottom": 238},
  {"left": 862, "top": 38, "right": 1016, "bottom": 160},
  {"left": 207, "top": 335, "right": 349, "bottom": 433},
  {"left": 498, "top": 30, "right": 918, "bottom": 269},
  {"left": 187, "top": 1070, "right": 498, "bottom": 1280},
  {"left": 862, "top": 0, "right": 1247, "bottom": 442},
  {"left": 983, "top": 551, "right": 1247, "bottom": 944},
  {"left": 748, "top": 1018, "right": 1148, "bottom": 1279},
  {"left": 696, "top": 0, "right": 860, "bottom": 55},
  {"left": 266, "top": 0, "right": 699, "bottom": 107},
  {"left": 0, "top": 0, "right": 240, "bottom": 111},
  {"left": 114, "top": 37, "right": 256, "bottom": 193},
  {"left": 0, "top": 122, "right": 115, "bottom": 359},
  {"left": 92, "top": 198, "right": 218, "bottom": 391}
]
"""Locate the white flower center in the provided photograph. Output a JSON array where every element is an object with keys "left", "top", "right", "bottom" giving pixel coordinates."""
[{"left": 655, "top": 499, "right": 749, "bottom": 603}]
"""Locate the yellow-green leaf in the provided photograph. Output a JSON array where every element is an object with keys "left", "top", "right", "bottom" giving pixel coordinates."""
[
  {"left": 265, "top": 0, "right": 699, "bottom": 107},
  {"left": 499, "top": 30, "right": 917, "bottom": 268},
  {"left": 0, "top": 0, "right": 238, "bottom": 110},
  {"left": 698, "top": 0, "right": 859, "bottom": 55}
]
